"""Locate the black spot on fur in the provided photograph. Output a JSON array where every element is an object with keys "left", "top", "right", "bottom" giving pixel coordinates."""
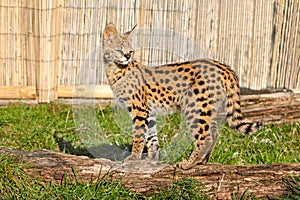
[
  {"left": 147, "top": 120, "right": 156, "bottom": 129},
  {"left": 190, "top": 102, "right": 196, "bottom": 107},
  {"left": 198, "top": 80, "right": 205, "bottom": 86},
  {"left": 144, "top": 68, "right": 152, "bottom": 76},
  {"left": 199, "top": 119, "right": 206, "bottom": 124},
  {"left": 197, "top": 97, "right": 207, "bottom": 102},
  {"left": 204, "top": 124, "right": 209, "bottom": 131},
  {"left": 199, "top": 127, "right": 203, "bottom": 134},
  {"left": 184, "top": 68, "right": 190, "bottom": 72},
  {"left": 155, "top": 70, "right": 164, "bottom": 74},
  {"left": 194, "top": 88, "right": 200, "bottom": 95}
]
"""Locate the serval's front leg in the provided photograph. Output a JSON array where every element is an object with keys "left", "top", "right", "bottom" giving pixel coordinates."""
[
  {"left": 145, "top": 114, "right": 159, "bottom": 160},
  {"left": 124, "top": 91, "right": 149, "bottom": 161}
]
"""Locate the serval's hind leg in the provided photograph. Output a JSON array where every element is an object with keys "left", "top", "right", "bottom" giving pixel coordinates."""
[
  {"left": 177, "top": 120, "right": 218, "bottom": 170},
  {"left": 177, "top": 87, "right": 216, "bottom": 169},
  {"left": 196, "top": 121, "right": 218, "bottom": 165}
]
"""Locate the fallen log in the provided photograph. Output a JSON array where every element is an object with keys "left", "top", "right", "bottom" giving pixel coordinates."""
[
  {"left": 0, "top": 147, "right": 299, "bottom": 199},
  {"left": 240, "top": 90, "right": 300, "bottom": 125}
]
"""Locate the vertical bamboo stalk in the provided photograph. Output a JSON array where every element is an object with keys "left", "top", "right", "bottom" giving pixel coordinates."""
[
  {"left": 284, "top": 0, "right": 300, "bottom": 89},
  {"left": 28, "top": 0, "right": 37, "bottom": 88},
  {"left": 7, "top": 0, "right": 13, "bottom": 86},
  {"left": 269, "top": 0, "right": 285, "bottom": 89},
  {"left": 0, "top": 0, "right": 8, "bottom": 86}
]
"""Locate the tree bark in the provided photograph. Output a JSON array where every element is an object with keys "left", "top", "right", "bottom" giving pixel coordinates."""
[{"left": 1, "top": 147, "right": 299, "bottom": 199}]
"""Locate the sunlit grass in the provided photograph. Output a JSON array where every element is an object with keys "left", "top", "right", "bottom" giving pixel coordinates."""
[{"left": 0, "top": 154, "right": 142, "bottom": 199}]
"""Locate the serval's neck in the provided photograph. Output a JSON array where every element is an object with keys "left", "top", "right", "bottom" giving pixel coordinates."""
[{"left": 105, "top": 61, "right": 141, "bottom": 85}]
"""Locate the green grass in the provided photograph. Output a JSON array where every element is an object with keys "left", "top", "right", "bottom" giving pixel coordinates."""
[
  {"left": 0, "top": 153, "right": 206, "bottom": 199},
  {"left": 210, "top": 124, "right": 300, "bottom": 165},
  {"left": 0, "top": 154, "right": 142, "bottom": 199},
  {"left": 0, "top": 103, "right": 78, "bottom": 151},
  {"left": 0, "top": 102, "right": 299, "bottom": 199}
]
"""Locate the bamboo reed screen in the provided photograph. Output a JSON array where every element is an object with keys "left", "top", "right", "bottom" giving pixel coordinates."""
[{"left": 0, "top": 0, "right": 299, "bottom": 102}]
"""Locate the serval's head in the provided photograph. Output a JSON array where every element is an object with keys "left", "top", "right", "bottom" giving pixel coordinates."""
[{"left": 103, "top": 24, "right": 136, "bottom": 66}]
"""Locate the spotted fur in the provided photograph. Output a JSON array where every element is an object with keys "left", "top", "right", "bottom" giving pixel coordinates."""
[{"left": 103, "top": 24, "right": 262, "bottom": 169}]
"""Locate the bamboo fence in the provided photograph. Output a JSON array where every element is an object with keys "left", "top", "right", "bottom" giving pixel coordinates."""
[{"left": 0, "top": 0, "right": 299, "bottom": 102}]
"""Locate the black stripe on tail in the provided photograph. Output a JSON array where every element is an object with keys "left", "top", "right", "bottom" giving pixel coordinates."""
[{"left": 235, "top": 121, "right": 262, "bottom": 135}]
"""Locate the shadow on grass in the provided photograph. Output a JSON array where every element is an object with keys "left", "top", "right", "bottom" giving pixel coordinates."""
[{"left": 54, "top": 136, "right": 131, "bottom": 161}]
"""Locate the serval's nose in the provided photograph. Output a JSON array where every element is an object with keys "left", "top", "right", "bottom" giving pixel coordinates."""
[{"left": 124, "top": 54, "right": 131, "bottom": 60}]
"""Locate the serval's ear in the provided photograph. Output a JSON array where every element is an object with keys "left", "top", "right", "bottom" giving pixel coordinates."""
[
  {"left": 122, "top": 24, "right": 137, "bottom": 40},
  {"left": 103, "top": 23, "right": 119, "bottom": 43}
]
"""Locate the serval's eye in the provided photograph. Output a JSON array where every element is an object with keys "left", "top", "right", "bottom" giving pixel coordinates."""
[
  {"left": 116, "top": 50, "right": 124, "bottom": 54},
  {"left": 129, "top": 50, "right": 134, "bottom": 54}
]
